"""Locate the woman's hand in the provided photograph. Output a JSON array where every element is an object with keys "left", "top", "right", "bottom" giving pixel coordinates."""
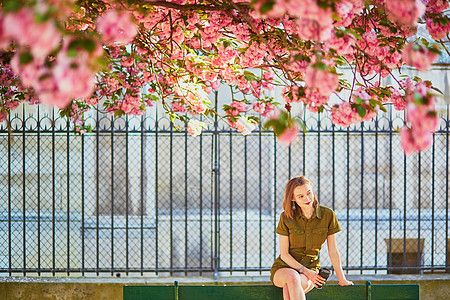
[
  {"left": 303, "top": 268, "right": 326, "bottom": 288},
  {"left": 338, "top": 279, "right": 354, "bottom": 286}
]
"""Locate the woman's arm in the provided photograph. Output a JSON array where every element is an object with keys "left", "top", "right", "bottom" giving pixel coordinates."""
[
  {"left": 326, "top": 234, "right": 353, "bottom": 286},
  {"left": 279, "top": 235, "right": 325, "bottom": 287},
  {"left": 279, "top": 235, "right": 303, "bottom": 270}
]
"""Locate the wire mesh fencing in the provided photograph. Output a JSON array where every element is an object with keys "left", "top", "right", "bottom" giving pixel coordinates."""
[{"left": 0, "top": 102, "right": 449, "bottom": 277}]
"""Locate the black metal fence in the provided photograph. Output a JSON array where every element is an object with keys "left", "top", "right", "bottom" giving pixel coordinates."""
[{"left": 0, "top": 101, "right": 449, "bottom": 277}]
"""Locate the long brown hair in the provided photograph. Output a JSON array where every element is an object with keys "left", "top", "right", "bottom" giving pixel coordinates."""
[{"left": 283, "top": 176, "right": 319, "bottom": 219}]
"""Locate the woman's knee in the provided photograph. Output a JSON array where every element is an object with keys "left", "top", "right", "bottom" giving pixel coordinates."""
[
  {"left": 273, "top": 268, "right": 303, "bottom": 290},
  {"left": 299, "top": 274, "right": 313, "bottom": 293},
  {"left": 285, "top": 271, "right": 303, "bottom": 289}
]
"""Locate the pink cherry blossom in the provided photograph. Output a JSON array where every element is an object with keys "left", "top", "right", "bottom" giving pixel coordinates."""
[
  {"left": 401, "top": 43, "right": 438, "bottom": 71},
  {"left": 384, "top": 0, "right": 426, "bottom": 26},
  {"left": 1, "top": 0, "right": 449, "bottom": 153},
  {"left": 3, "top": 8, "right": 61, "bottom": 59},
  {"left": 97, "top": 9, "right": 138, "bottom": 46},
  {"left": 304, "top": 66, "right": 338, "bottom": 96},
  {"left": 328, "top": 32, "right": 356, "bottom": 56},
  {"left": 389, "top": 89, "right": 407, "bottom": 110},
  {"left": 400, "top": 127, "right": 432, "bottom": 154},
  {"left": 331, "top": 102, "right": 362, "bottom": 127},
  {"left": 425, "top": 0, "right": 449, "bottom": 13},
  {"left": 426, "top": 17, "right": 450, "bottom": 40},
  {"left": 277, "top": 125, "right": 299, "bottom": 146},
  {"left": 172, "top": 101, "right": 187, "bottom": 113}
]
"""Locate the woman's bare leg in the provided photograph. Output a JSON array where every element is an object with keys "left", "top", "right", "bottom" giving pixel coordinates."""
[
  {"left": 273, "top": 268, "right": 312, "bottom": 300},
  {"left": 283, "top": 285, "right": 290, "bottom": 300}
]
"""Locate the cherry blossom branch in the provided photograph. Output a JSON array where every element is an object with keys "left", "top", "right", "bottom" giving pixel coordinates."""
[
  {"left": 353, "top": 45, "right": 404, "bottom": 89},
  {"left": 438, "top": 40, "right": 450, "bottom": 57},
  {"left": 137, "top": 0, "right": 249, "bottom": 12},
  {"left": 222, "top": 0, "right": 294, "bottom": 85}
]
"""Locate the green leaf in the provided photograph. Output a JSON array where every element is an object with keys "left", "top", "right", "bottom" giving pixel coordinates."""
[
  {"left": 169, "top": 113, "right": 179, "bottom": 123},
  {"left": 413, "top": 92, "right": 423, "bottom": 104},
  {"left": 389, "top": 26, "right": 397, "bottom": 34},
  {"left": 81, "top": 39, "right": 97, "bottom": 53},
  {"left": 429, "top": 46, "right": 441, "bottom": 55},
  {"left": 114, "top": 110, "right": 124, "bottom": 118},
  {"left": 260, "top": 0, "right": 275, "bottom": 14},
  {"left": 35, "top": 13, "right": 51, "bottom": 23},
  {"left": 379, "top": 19, "right": 390, "bottom": 27},
  {"left": 68, "top": 38, "right": 97, "bottom": 56},
  {"left": 19, "top": 52, "right": 33, "bottom": 65},
  {"left": 313, "top": 62, "right": 327, "bottom": 70},
  {"left": 293, "top": 54, "right": 311, "bottom": 62},
  {"left": 264, "top": 119, "right": 285, "bottom": 135},
  {"left": 357, "top": 106, "right": 366, "bottom": 118},
  {"left": 431, "top": 86, "right": 444, "bottom": 95},
  {"left": 3, "top": 0, "right": 21, "bottom": 12},
  {"left": 355, "top": 96, "right": 365, "bottom": 104},
  {"left": 335, "top": 31, "right": 345, "bottom": 38},
  {"left": 332, "top": 12, "right": 342, "bottom": 23}
]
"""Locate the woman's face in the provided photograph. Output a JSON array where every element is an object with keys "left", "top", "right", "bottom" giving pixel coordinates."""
[{"left": 292, "top": 183, "right": 314, "bottom": 210}]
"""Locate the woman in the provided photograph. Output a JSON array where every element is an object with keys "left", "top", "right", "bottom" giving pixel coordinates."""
[{"left": 270, "top": 176, "right": 353, "bottom": 300}]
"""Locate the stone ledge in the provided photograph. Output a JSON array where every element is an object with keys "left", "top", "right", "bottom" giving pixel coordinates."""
[
  {"left": 1, "top": 273, "right": 449, "bottom": 284},
  {"left": 1, "top": 274, "right": 449, "bottom": 300}
]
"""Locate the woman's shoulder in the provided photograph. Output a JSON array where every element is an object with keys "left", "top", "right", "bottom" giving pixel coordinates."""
[
  {"left": 318, "top": 205, "right": 336, "bottom": 216},
  {"left": 279, "top": 211, "right": 294, "bottom": 222}
]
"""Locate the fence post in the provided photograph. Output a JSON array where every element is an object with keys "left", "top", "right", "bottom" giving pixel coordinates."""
[
  {"left": 174, "top": 281, "right": 179, "bottom": 300},
  {"left": 366, "top": 280, "right": 371, "bottom": 300},
  {"left": 213, "top": 91, "right": 220, "bottom": 281}
]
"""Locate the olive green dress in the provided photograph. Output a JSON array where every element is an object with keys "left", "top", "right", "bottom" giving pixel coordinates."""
[{"left": 270, "top": 205, "right": 341, "bottom": 284}]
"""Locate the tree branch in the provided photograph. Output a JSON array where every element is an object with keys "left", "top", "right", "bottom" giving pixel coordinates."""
[
  {"left": 137, "top": 0, "right": 248, "bottom": 12},
  {"left": 222, "top": 0, "right": 294, "bottom": 85}
]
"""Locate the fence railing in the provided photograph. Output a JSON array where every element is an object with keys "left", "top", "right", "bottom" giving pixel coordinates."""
[{"left": 0, "top": 102, "right": 449, "bottom": 277}]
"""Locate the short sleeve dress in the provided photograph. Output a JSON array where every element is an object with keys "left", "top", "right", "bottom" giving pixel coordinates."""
[{"left": 270, "top": 205, "right": 341, "bottom": 284}]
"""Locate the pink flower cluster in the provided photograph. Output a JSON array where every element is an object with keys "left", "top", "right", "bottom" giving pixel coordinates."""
[
  {"left": 252, "top": 101, "right": 276, "bottom": 117},
  {"left": 240, "top": 43, "right": 268, "bottom": 68},
  {"left": 304, "top": 66, "right": 338, "bottom": 96},
  {"left": 355, "top": 31, "right": 402, "bottom": 76},
  {"left": 226, "top": 116, "right": 256, "bottom": 135},
  {"left": 96, "top": 10, "right": 138, "bottom": 46},
  {"left": 388, "top": 88, "right": 407, "bottom": 111},
  {"left": 426, "top": 17, "right": 450, "bottom": 40},
  {"left": 327, "top": 31, "right": 356, "bottom": 56},
  {"left": 172, "top": 101, "right": 187, "bottom": 113},
  {"left": 1, "top": 7, "right": 104, "bottom": 109},
  {"left": 225, "top": 101, "right": 248, "bottom": 117},
  {"left": 401, "top": 42, "right": 438, "bottom": 71},
  {"left": 384, "top": 0, "right": 426, "bottom": 26},
  {"left": 254, "top": 0, "right": 336, "bottom": 41},
  {"left": 301, "top": 88, "right": 330, "bottom": 112},
  {"left": 425, "top": 0, "right": 449, "bottom": 13},
  {"left": 401, "top": 82, "right": 439, "bottom": 154},
  {"left": 334, "top": 1, "right": 364, "bottom": 27},
  {"left": 3, "top": 8, "right": 61, "bottom": 59},
  {"left": 331, "top": 88, "right": 378, "bottom": 127},
  {"left": 277, "top": 125, "right": 299, "bottom": 146}
]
